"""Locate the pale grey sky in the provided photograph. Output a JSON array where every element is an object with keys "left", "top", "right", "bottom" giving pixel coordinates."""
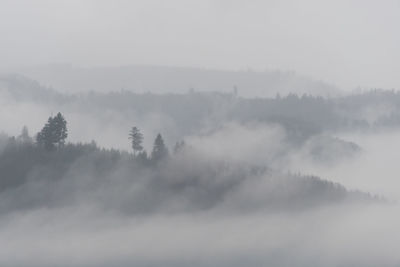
[{"left": 1, "top": 0, "right": 399, "bottom": 89}]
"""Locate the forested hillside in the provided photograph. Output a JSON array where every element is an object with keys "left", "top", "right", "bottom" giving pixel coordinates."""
[
  {"left": 0, "top": 130, "right": 375, "bottom": 216},
  {"left": 2, "top": 74, "right": 400, "bottom": 144},
  {"left": 0, "top": 74, "right": 395, "bottom": 267}
]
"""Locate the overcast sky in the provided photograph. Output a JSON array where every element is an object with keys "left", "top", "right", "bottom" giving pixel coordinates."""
[{"left": 1, "top": 0, "right": 399, "bottom": 90}]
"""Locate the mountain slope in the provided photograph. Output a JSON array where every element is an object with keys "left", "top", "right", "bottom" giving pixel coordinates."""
[{"left": 16, "top": 64, "right": 340, "bottom": 97}]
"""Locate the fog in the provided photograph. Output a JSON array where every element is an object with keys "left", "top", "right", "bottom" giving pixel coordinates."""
[
  {"left": 1, "top": 1, "right": 400, "bottom": 266},
  {"left": 1, "top": 0, "right": 400, "bottom": 90},
  {"left": 15, "top": 64, "right": 341, "bottom": 97},
  {"left": 1, "top": 204, "right": 399, "bottom": 267},
  {"left": 290, "top": 130, "right": 400, "bottom": 201},
  {"left": 1, "top": 79, "right": 400, "bottom": 265}
]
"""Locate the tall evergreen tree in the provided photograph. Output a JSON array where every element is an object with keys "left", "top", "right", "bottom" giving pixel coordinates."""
[
  {"left": 36, "top": 112, "right": 68, "bottom": 150},
  {"left": 52, "top": 112, "right": 68, "bottom": 147},
  {"left": 151, "top": 133, "right": 168, "bottom": 162},
  {"left": 128, "top": 126, "right": 143, "bottom": 157},
  {"left": 36, "top": 116, "right": 55, "bottom": 150}
]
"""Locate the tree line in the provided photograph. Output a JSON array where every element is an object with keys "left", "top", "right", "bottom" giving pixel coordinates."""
[
  {"left": 128, "top": 126, "right": 170, "bottom": 163},
  {"left": 23, "top": 112, "right": 173, "bottom": 163}
]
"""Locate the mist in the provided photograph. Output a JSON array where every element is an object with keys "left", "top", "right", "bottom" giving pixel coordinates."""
[
  {"left": 1, "top": 1, "right": 400, "bottom": 266},
  {"left": 2, "top": 77, "right": 400, "bottom": 265},
  {"left": 1, "top": 0, "right": 400, "bottom": 90}
]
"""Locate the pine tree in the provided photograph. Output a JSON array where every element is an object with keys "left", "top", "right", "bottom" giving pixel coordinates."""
[
  {"left": 36, "top": 112, "right": 68, "bottom": 150},
  {"left": 128, "top": 126, "right": 143, "bottom": 157},
  {"left": 36, "top": 116, "right": 55, "bottom": 150},
  {"left": 52, "top": 112, "right": 68, "bottom": 147},
  {"left": 151, "top": 133, "right": 168, "bottom": 162}
]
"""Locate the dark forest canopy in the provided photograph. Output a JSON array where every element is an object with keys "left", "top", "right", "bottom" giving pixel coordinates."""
[{"left": 0, "top": 132, "right": 377, "bottom": 216}]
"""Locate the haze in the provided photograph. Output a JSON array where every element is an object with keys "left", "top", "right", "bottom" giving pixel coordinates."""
[
  {"left": 1, "top": 0, "right": 400, "bottom": 90},
  {"left": 2, "top": 1, "right": 400, "bottom": 266}
]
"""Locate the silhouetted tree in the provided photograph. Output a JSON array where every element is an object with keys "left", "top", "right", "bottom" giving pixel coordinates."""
[
  {"left": 129, "top": 126, "right": 143, "bottom": 157},
  {"left": 36, "top": 112, "right": 68, "bottom": 150},
  {"left": 36, "top": 116, "right": 55, "bottom": 150},
  {"left": 52, "top": 113, "right": 68, "bottom": 147},
  {"left": 151, "top": 133, "right": 168, "bottom": 162}
]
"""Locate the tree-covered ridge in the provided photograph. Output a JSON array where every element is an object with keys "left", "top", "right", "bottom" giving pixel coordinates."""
[
  {"left": 63, "top": 89, "right": 400, "bottom": 147},
  {"left": 3, "top": 75, "right": 400, "bottom": 144},
  {"left": 0, "top": 120, "right": 378, "bottom": 216},
  {"left": 0, "top": 75, "right": 388, "bottom": 216}
]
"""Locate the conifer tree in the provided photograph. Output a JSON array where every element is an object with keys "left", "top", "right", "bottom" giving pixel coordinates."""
[
  {"left": 36, "top": 112, "right": 68, "bottom": 150},
  {"left": 151, "top": 133, "right": 168, "bottom": 162},
  {"left": 129, "top": 126, "right": 144, "bottom": 157}
]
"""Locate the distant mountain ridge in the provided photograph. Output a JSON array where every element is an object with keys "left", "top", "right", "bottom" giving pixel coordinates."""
[
  {"left": 0, "top": 74, "right": 71, "bottom": 103},
  {"left": 15, "top": 64, "right": 340, "bottom": 97}
]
